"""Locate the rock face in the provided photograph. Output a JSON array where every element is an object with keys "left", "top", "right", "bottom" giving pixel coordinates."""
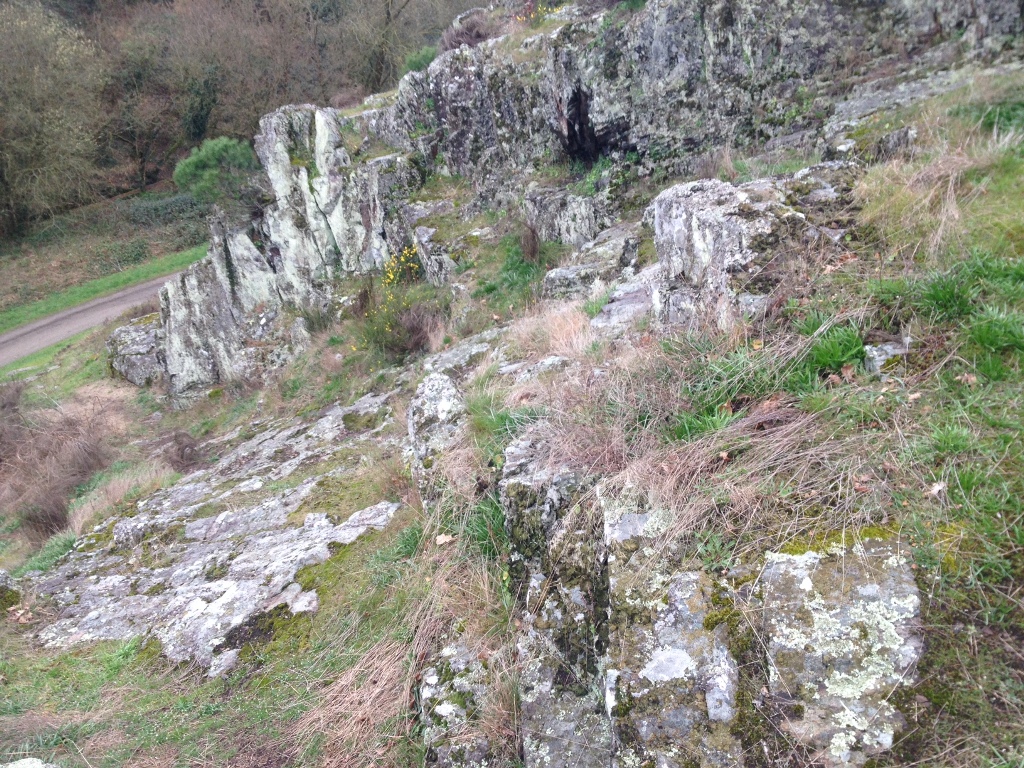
[
  {"left": 27, "top": 395, "right": 401, "bottom": 675},
  {"left": 758, "top": 540, "right": 922, "bottom": 766},
  {"left": 652, "top": 162, "right": 860, "bottom": 333},
  {"left": 108, "top": 0, "right": 1020, "bottom": 401},
  {"left": 495, "top": 434, "right": 924, "bottom": 768}
]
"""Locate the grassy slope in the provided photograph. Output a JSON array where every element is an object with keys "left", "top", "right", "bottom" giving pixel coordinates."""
[
  {"left": 0, "top": 244, "right": 206, "bottom": 336},
  {"left": 1, "top": 74, "right": 1023, "bottom": 768}
]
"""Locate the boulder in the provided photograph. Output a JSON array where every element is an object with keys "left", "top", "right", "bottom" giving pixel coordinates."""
[
  {"left": 107, "top": 314, "right": 163, "bottom": 387},
  {"left": 757, "top": 539, "right": 922, "bottom": 766},
  {"left": 407, "top": 373, "right": 467, "bottom": 469},
  {"left": 652, "top": 177, "right": 801, "bottom": 333},
  {"left": 542, "top": 223, "right": 638, "bottom": 299}
]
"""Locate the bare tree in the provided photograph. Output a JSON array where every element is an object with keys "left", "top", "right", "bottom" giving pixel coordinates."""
[{"left": 0, "top": 2, "right": 106, "bottom": 234}]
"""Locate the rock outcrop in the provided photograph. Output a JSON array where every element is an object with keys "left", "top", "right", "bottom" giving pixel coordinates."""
[
  {"left": 106, "top": 314, "right": 163, "bottom": 387},
  {"left": 107, "top": 0, "right": 1020, "bottom": 402},
  {"left": 26, "top": 395, "right": 401, "bottom": 675}
]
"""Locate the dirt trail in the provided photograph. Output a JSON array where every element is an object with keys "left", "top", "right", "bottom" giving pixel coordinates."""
[{"left": 0, "top": 274, "right": 178, "bottom": 369}]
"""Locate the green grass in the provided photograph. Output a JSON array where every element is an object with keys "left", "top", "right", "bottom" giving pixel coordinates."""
[
  {"left": 11, "top": 531, "right": 76, "bottom": 577},
  {"left": 0, "top": 243, "right": 206, "bottom": 336}
]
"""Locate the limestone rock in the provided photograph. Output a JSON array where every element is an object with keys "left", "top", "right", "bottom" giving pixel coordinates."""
[
  {"left": 26, "top": 400, "right": 402, "bottom": 673},
  {"left": 420, "top": 641, "right": 492, "bottom": 766},
  {"left": 652, "top": 177, "right": 801, "bottom": 333},
  {"left": 0, "top": 569, "right": 21, "bottom": 611},
  {"left": 542, "top": 223, "right": 638, "bottom": 299},
  {"left": 107, "top": 314, "right": 163, "bottom": 387},
  {"left": 408, "top": 373, "right": 466, "bottom": 468},
  {"left": 2, "top": 760, "right": 61, "bottom": 768},
  {"left": 758, "top": 539, "right": 922, "bottom": 766}
]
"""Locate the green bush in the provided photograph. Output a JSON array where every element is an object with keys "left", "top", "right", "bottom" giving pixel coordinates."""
[
  {"left": 404, "top": 45, "right": 437, "bottom": 74},
  {"left": 173, "top": 137, "right": 259, "bottom": 204}
]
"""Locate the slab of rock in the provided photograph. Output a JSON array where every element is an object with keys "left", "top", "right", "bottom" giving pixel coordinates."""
[
  {"left": 607, "top": 571, "right": 742, "bottom": 768},
  {"left": 27, "top": 399, "right": 401, "bottom": 674},
  {"left": 758, "top": 539, "right": 922, "bottom": 766},
  {"left": 542, "top": 224, "right": 639, "bottom": 299},
  {"left": 518, "top": 632, "right": 613, "bottom": 768},
  {"left": 523, "top": 188, "right": 607, "bottom": 248},
  {"left": 408, "top": 373, "right": 466, "bottom": 469},
  {"left": 107, "top": 314, "right": 164, "bottom": 387},
  {"left": 600, "top": 483, "right": 743, "bottom": 767},
  {"left": 2, "top": 760, "right": 62, "bottom": 768},
  {"left": 423, "top": 328, "right": 502, "bottom": 378},
  {"left": 590, "top": 263, "right": 660, "bottom": 335}
]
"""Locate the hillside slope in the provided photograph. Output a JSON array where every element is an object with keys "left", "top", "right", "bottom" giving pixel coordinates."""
[{"left": 2, "top": 2, "right": 1023, "bottom": 767}]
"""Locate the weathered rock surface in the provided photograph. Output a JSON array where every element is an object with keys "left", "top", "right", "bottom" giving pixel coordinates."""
[
  {"left": 0, "top": 569, "right": 20, "bottom": 610},
  {"left": 408, "top": 373, "right": 467, "bottom": 469},
  {"left": 1, "top": 760, "right": 61, "bottom": 768},
  {"left": 107, "top": 314, "right": 163, "bottom": 387},
  {"left": 542, "top": 223, "right": 638, "bottom": 299},
  {"left": 757, "top": 540, "right": 922, "bottom": 766},
  {"left": 112, "top": 0, "right": 1019, "bottom": 400},
  {"left": 607, "top": 571, "right": 742, "bottom": 768},
  {"left": 27, "top": 394, "right": 401, "bottom": 674}
]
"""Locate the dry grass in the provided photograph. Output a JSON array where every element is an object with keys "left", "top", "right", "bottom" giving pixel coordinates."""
[
  {"left": 503, "top": 302, "right": 595, "bottom": 362},
  {"left": 498, "top": 329, "right": 892, "bottom": 568},
  {"left": 68, "top": 460, "right": 176, "bottom": 535},
  {"left": 294, "top": 639, "right": 412, "bottom": 768},
  {"left": 0, "top": 383, "right": 111, "bottom": 537},
  {"left": 856, "top": 81, "right": 1024, "bottom": 263}
]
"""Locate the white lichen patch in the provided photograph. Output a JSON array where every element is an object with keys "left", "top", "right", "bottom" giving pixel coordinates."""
[{"left": 759, "top": 539, "right": 922, "bottom": 766}]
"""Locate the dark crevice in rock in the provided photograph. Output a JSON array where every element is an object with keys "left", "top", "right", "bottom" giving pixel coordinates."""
[{"left": 559, "top": 85, "right": 602, "bottom": 163}]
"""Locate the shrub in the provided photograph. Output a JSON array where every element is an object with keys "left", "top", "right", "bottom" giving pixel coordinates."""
[
  {"left": 361, "top": 247, "right": 446, "bottom": 358},
  {"left": 520, "top": 221, "right": 540, "bottom": 264},
  {"left": 96, "top": 238, "right": 151, "bottom": 273},
  {"left": 166, "top": 431, "right": 204, "bottom": 473},
  {"left": 173, "top": 137, "right": 259, "bottom": 204},
  {"left": 403, "top": 46, "right": 437, "bottom": 75}
]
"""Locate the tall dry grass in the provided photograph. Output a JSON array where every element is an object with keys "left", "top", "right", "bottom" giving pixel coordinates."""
[{"left": 0, "top": 383, "right": 110, "bottom": 537}]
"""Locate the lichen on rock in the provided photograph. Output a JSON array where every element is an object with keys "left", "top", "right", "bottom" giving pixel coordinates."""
[{"left": 756, "top": 538, "right": 922, "bottom": 766}]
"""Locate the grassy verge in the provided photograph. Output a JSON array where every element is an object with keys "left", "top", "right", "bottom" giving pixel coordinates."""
[{"left": 0, "top": 243, "right": 206, "bottom": 336}]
